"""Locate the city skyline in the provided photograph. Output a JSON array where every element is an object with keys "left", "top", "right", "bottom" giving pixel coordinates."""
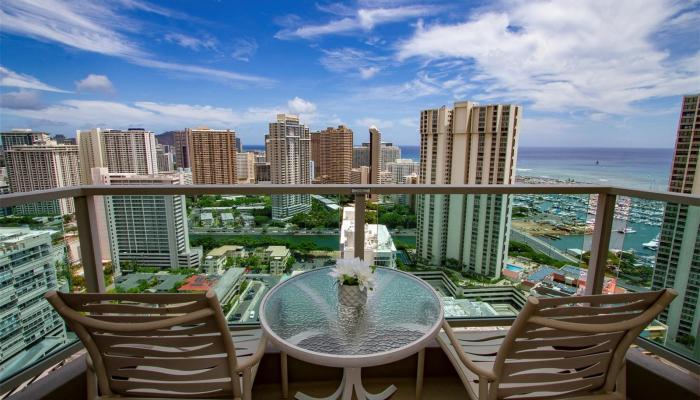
[{"left": 1, "top": 1, "right": 698, "bottom": 148}]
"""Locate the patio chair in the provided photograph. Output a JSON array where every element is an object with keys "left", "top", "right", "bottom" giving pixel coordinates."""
[
  {"left": 45, "top": 289, "right": 267, "bottom": 400},
  {"left": 438, "top": 289, "right": 677, "bottom": 400}
]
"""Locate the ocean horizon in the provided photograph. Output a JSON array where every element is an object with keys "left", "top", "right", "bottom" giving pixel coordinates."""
[{"left": 243, "top": 145, "right": 674, "bottom": 191}]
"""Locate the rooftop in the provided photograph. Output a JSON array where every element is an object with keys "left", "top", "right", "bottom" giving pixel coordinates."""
[
  {"left": 207, "top": 245, "right": 245, "bottom": 257},
  {"left": 178, "top": 274, "right": 217, "bottom": 292}
]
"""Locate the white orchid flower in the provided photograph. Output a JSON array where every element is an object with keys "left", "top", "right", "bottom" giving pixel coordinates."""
[{"left": 329, "top": 257, "right": 376, "bottom": 290}]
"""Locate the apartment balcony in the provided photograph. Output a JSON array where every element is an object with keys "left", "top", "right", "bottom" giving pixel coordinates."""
[{"left": 0, "top": 184, "right": 698, "bottom": 400}]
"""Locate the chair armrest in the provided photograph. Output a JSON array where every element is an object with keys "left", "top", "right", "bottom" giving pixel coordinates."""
[
  {"left": 441, "top": 320, "right": 497, "bottom": 381},
  {"left": 236, "top": 334, "right": 268, "bottom": 372}
]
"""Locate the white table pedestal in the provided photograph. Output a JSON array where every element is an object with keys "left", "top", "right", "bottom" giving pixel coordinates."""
[{"left": 295, "top": 367, "right": 397, "bottom": 400}]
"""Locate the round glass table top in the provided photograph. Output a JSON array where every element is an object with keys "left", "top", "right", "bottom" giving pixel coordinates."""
[{"left": 259, "top": 267, "right": 443, "bottom": 368}]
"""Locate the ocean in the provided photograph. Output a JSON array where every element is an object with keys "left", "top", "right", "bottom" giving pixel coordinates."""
[
  {"left": 244, "top": 145, "right": 674, "bottom": 191},
  {"left": 399, "top": 146, "right": 673, "bottom": 191}
]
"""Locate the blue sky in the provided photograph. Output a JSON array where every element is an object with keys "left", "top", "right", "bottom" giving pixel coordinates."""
[{"left": 0, "top": 0, "right": 698, "bottom": 147}]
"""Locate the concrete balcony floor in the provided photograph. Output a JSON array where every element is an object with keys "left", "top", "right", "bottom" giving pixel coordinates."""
[
  {"left": 253, "top": 376, "right": 467, "bottom": 399},
  {"left": 4, "top": 347, "right": 698, "bottom": 400}
]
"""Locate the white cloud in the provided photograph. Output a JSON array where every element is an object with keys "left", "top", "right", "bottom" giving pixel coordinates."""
[
  {"left": 131, "top": 59, "right": 273, "bottom": 84},
  {"left": 0, "top": 0, "right": 271, "bottom": 84},
  {"left": 355, "top": 117, "right": 394, "bottom": 129},
  {"left": 359, "top": 67, "right": 380, "bottom": 79},
  {"left": 231, "top": 38, "right": 258, "bottom": 62},
  {"left": 0, "top": 90, "right": 44, "bottom": 110},
  {"left": 75, "top": 74, "right": 115, "bottom": 93},
  {"left": 287, "top": 97, "right": 317, "bottom": 114},
  {"left": 320, "top": 48, "right": 385, "bottom": 79},
  {"left": 357, "top": 72, "right": 443, "bottom": 101},
  {"left": 1, "top": 97, "right": 318, "bottom": 130},
  {"left": 0, "top": 66, "right": 70, "bottom": 93},
  {"left": 164, "top": 33, "right": 217, "bottom": 51},
  {"left": 397, "top": 0, "right": 700, "bottom": 114},
  {"left": 276, "top": 5, "right": 438, "bottom": 39},
  {"left": 116, "top": 0, "right": 198, "bottom": 21}
]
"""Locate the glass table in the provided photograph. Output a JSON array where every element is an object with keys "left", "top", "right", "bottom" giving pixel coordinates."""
[{"left": 259, "top": 267, "right": 443, "bottom": 400}]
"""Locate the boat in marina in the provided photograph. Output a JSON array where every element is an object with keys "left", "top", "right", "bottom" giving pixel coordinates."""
[
  {"left": 617, "top": 227, "right": 637, "bottom": 234},
  {"left": 643, "top": 235, "right": 660, "bottom": 250}
]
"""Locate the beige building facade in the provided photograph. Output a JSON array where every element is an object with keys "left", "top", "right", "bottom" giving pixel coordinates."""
[
  {"left": 186, "top": 127, "right": 237, "bottom": 184},
  {"left": 312, "top": 125, "right": 353, "bottom": 184},
  {"left": 416, "top": 101, "right": 521, "bottom": 278},
  {"left": 652, "top": 94, "right": 700, "bottom": 359},
  {"left": 5, "top": 143, "right": 80, "bottom": 215},
  {"left": 267, "top": 114, "right": 311, "bottom": 219}
]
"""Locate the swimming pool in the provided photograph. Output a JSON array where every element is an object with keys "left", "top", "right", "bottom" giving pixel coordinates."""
[{"left": 505, "top": 264, "right": 524, "bottom": 272}]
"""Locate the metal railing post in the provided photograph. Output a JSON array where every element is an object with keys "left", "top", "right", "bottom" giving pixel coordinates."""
[
  {"left": 353, "top": 191, "right": 367, "bottom": 260},
  {"left": 585, "top": 191, "right": 616, "bottom": 295},
  {"left": 74, "top": 195, "right": 105, "bottom": 293}
]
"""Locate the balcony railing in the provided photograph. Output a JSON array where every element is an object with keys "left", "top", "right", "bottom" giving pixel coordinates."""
[{"left": 1, "top": 183, "right": 699, "bottom": 395}]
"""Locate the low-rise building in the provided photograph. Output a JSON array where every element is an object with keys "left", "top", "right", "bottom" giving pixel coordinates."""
[
  {"left": 214, "top": 267, "right": 246, "bottom": 305},
  {"left": 203, "top": 245, "right": 247, "bottom": 274},
  {"left": 178, "top": 274, "right": 218, "bottom": 293},
  {"left": 255, "top": 245, "right": 291, "bottom": 275},
  {"left": 339, "top": 206, "right": 397, "bottom": 268},
  {"left": 220, "top": 213, "right": 235, "bottom": 227},
  {"left": 266, "top": 246, "right": 291, "bottom": 275},
  {"left": 200, "top": 212, "right": 214, "bottom": 226}
]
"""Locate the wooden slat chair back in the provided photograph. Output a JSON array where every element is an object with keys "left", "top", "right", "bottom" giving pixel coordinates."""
[
  {"left": 45, "top": 290, "right": 246, "bottom": 399},
  {"left": 442, "top": 289, "right": 677, "bottom": 400},
  {"left": 494, "top": 289, "right": 676, "bottom": 399}
]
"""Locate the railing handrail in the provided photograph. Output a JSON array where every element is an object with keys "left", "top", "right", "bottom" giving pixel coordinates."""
[{"left": 1, "top": 183, "right": 699, "bottom": 208}]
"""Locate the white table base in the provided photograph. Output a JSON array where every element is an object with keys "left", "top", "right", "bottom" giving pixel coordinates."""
[{"left": 294, "top": 367, "right": 397, "bottom": 400}]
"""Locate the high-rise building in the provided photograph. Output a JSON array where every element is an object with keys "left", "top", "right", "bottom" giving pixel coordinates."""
[
  {"left": 353, "top": 142, "right": 401, "bottom": 172},
  {"left": 98, "top": 168, "right": 201, "bottom": 274},
  {"left": 310, "top": 131, "right": 321, "bottom": 177},
  {"left": 235, "top": 137, "right": 242, "bottom": 153},
  {"left": 76, "top": 129, "right": 103, "bottom": 184},
  {"left": 0, "top": 129, "right": 51, "bottom": 151},
  {"left": 313, "top": 125, "right": 353, "bottom": 184},
  {"left": 253, "top": 151, "right": 266, "bottom": 164},
  {"left": 395, "top": 173, "right": 419, "bottom": 208},
  {"left": 174, "top": 130, "right": 189, "bottom": 169},
  {"left": 186, "top": 127, "right": 237, "bottom": 184},
  {"left": 416, "top": 101, "right": 521, "bottom": 278},
  {"left": 156, "top": 144, "right": 175, "bottom": 172},
  {"left": 255, "top": 162, "right": 271, "bottom": 183},
  {"left": 5, "top": 143, "right": 80, "bottom": 215},
  {"left": 380, "top": 142, "right": 402, "bottom": 171},
  {"left": 0, "top": 129, "right": 51, "bottom": 166},
  {"left": 101, "top": 129, "right": 158, "bottom": 175},
  {"left": 652, "top": 94, "right": 700, "bottom": 359},
  {"left": 369, "top": 126, "right": 381, "bottom": 186},
  {"left": 77, "top": 128, "right": 158, "bottom": 182},
  {"left": 350, "top": 166, "right": 370, "bottom": 185},
  {"left": 267, "top": 114, "right": 311, "bottom": 220},
  {"left": 352, "top": 145, "right": 369, "bottom": 168},
  {"left": 52, "top": 134, "right": 76, "bottom": 145},
  {"left": 236, "top": 152, "right": 256, "bottom": 183},
  {"left": 386, "top": 159, "right": 419, "bottom": 184},
  {"left": 0, "top": 228, "right": 66, "bottom": 367}
]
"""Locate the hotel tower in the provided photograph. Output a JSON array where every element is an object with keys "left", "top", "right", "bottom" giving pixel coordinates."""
[
  {"left": 267, "top": 114, "right": 311, "bottom": 220},
  {"left": 310, "top": 125, "right": 353, "bottom": 184},
  {"left": 652, "top": 94, "right": 700, "bottom": 359},
  {"left": 416, "top": 101, "right": 521, "bottom": 278}
]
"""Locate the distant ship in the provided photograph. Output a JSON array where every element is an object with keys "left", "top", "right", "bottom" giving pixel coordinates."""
[
  {"left": 643, "top": 235, "right": 660, "bottom": 250},
  {"left": 617, "top": 227, "right": 637, "bottom": 234}
]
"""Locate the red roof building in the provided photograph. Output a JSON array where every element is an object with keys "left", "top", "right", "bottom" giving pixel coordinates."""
[{"left": 178, "top": 274, "right": 218, "bottom": 292}]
